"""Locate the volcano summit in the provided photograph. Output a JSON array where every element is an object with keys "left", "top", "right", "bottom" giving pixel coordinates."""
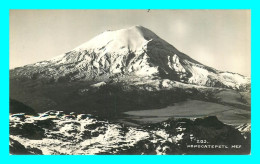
[{"left": 10, "top": 26, "right": 250, "bottom": 90}]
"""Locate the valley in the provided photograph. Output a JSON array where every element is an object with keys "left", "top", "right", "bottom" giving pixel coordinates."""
[{"left": 122, "top": 99, "right": 250, "bottom": 126}]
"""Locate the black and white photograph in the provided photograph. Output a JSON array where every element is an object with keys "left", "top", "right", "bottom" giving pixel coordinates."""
[{"left": 9, "top": 10, "right": 251, "bottom": 155}]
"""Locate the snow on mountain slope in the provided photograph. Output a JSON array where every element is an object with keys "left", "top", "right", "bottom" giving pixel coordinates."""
[
  {"left": 10, "top": 25, "right": 250, "bottom": 91},
  {"left": 72, "top": 25, "right": 154, "bottom": 52}
]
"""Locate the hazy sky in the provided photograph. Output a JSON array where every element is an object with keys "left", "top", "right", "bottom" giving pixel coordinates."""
[{"left": 10, "top": 10, "right": 251, "bottom": 76}]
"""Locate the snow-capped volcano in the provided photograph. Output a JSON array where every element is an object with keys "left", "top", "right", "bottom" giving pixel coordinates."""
[
  {"left": 10, "top": 25, "right": 250, "bottom": 90},
  {"left": 9, "top": 26, "right": 251, "bottom": 155}
]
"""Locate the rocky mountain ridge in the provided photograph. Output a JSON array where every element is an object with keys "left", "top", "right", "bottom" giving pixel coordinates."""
[{"left": 9, "top": 111, "right": 250, "bottom": 155}]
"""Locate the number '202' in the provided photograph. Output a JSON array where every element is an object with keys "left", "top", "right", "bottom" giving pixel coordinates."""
[{"left": 197, "top": 140, "right": 207, "bottom": 143}]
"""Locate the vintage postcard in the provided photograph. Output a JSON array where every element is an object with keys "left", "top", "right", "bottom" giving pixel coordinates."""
[{"left": 9, "top": 10, "right": 251, "bottom": 155}]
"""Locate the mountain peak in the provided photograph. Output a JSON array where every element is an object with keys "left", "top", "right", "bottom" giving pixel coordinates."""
[
  {"left": 10, "top": 26, "right": 250, "bottom": 91},
  {"left": 106, "top": 25, "right": 158, "bottom": 37},
  {"left": 128, "top": 25, "right": 160, "bottom": 39},
  {"left": 72, "top": 25, "right": 160, "bottom": 52}
]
